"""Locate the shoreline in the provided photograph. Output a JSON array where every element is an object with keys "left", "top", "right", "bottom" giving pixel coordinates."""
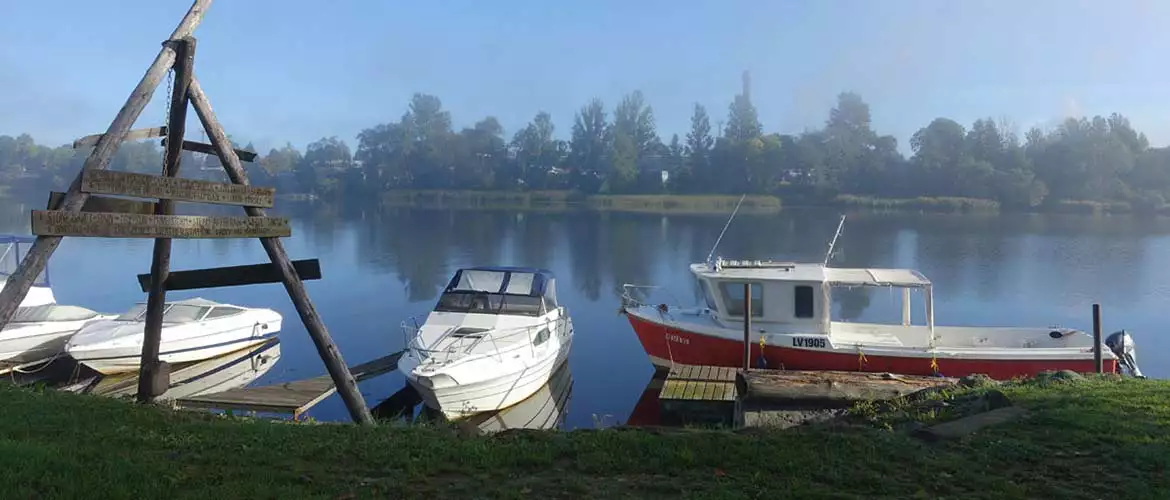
[{"left": 0, "top": 373, "right": 1164, "bottom": 497}]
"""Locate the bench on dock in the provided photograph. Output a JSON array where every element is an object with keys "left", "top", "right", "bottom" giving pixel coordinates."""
[
  {"left": 174, "top": 350, "right": 404, "bottom": 419},
  {"left": 657, "top": 364, "right": 739, "bottom": 425}
]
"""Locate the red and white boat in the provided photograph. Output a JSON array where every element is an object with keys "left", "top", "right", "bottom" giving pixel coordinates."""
[{"left": 622, "top": 257, "right": 1142, "bottom": 380}]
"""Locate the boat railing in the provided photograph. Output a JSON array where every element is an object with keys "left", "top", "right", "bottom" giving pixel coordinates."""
[
  {"left": 401, "top": 316, "right": 564, "bottom": 364},
  {"left": 620, "top": 284, "right": 688, "bottom": 311}
]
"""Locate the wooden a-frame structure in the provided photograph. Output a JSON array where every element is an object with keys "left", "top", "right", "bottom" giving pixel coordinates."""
[{"left": 0, "top": 0, "right": 375, "bottom": 425}]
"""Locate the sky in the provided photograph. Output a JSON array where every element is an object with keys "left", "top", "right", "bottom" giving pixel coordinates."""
[{"left": 2, "top": 0, "right": 1169, "bottom": 155}]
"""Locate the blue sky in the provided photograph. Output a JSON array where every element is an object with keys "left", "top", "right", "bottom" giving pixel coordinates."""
[{"left": 2, "top": 0, "right": 1168, "bottom": 154}]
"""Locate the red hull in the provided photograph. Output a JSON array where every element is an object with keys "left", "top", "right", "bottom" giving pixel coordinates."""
[{"left": 626, "top": 313, "right": 1116, "bottom": 380}]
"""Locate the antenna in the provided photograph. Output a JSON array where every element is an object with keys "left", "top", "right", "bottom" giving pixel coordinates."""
[
  {"left": 823, "top": 214, "right": 846, "bottom": 267},
  {"left": 706, "top": 193, "right": 747, "bottom": 266}
]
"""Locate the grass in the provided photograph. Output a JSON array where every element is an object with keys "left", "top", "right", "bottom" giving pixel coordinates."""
[
  {"left": 1, "top": 375, "right": 1168, "bottom": 498},
  {"left": 380, "top": 190, "right": 781, "bottom": 214}
]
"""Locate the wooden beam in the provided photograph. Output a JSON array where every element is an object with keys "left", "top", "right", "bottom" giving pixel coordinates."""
[
  {"left": 136, "top": 259, "right": 321, "bottom": 292},
  {"left": 47, "top": 192, "right": 157, "bottom": 215},
  {"left": 139, "top": 36, "right": 197, "bottom": 405},
  {"left": 162, "top": 137, "right": 257, "bottom": 162},
  {"left": 188, "top": 76, "right": 374, "bottom": 426},
  {"left": 81, "top": 169, "right": 275, "bottom": 208},
  {"left": 30, "top": 211, "right": 290, "bottom": 239},
  {"left": 0, "top": 0, "right": 212, "bottom": 335},
  {"left": 72, "top": 127, "right": 167, "bottom": 149}
]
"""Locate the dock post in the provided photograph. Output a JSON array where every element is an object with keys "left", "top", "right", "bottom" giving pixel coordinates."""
[
  {"left": 138, "top": 36, "right": 195, "bottom": 403},
  {"left": 1092, "top": 303, "right": 1103, "bottom": 373},
  {"left": 743, "top": 283, "right": 751, "bottom": 371}
]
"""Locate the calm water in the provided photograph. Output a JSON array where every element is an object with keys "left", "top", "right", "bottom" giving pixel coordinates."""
[{"left": 3, "top": 199, "right": 1168, "bottom": 428}]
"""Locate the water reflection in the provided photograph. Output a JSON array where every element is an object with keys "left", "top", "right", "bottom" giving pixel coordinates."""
[{"left": 372, "top": 363, "right": 574, "bottom": 433}]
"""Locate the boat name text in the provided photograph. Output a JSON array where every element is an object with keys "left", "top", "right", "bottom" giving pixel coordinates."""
[{"left": 792, "top": 337, "right": 827, "bottom": 349}]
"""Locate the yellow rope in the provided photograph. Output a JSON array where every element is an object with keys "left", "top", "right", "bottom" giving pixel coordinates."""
[
  {"left": 857, "top": 347, "right": 868, "bottom": 371},
  {"left": 930, "top": 353, "right": 939, "bottom": 374}
]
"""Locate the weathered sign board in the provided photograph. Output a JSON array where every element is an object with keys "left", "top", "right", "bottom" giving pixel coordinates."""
[
  {"left": 30, "top": 211, "right": 290, "bottom": 239},
  {"left": 47, "top": 191, "right": 157, "bottom": 215},
  {"left": 137, "top": 259, "right": 321, "bottom": 292},
  {"left": 82, "top": 170, "right": 275, "bottom": 208}
]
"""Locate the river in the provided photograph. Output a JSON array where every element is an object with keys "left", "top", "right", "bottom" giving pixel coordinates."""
[{"left": 2, "top": 198, "right": 1166, "bottom": 428}]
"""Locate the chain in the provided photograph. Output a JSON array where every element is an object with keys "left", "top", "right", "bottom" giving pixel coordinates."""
[{"left": 161, "top": 68, "right": 174, "bottom": 175}]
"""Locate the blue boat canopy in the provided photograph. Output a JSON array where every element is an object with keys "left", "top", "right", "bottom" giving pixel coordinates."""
[{"left": 443, "top": 266, "right": 557, "bottom": 305}]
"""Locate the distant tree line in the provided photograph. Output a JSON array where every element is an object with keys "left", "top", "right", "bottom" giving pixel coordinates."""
[{"left": 3, "top": 87, "right": 1170, "bottom": 211}]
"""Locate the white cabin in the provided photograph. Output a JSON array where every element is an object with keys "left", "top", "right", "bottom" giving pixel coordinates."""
[{"left": 690, "top": 258, "right": 935, "bottom": 336}]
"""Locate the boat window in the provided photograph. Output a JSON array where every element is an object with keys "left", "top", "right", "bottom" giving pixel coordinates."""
[
  {"left": 453, "top": 270, "right": 508, "bottom": 293},
  {"left": 116, "top": 303, "right": 150, "bottom": 321},
  {"left": 202, "top": 306, "right": 245, "bottom": 320},
  {"left": 504, "top": 272, "right": 535, "bottom": 295},
  {"left": 718, "top": 281, "right": 763, "bottom": 317},
  {"left": 163, "top": 305, "right": 211, "bottom": 323},
  {"left": 794, "top": 285, "right": 815, "bottom": 318},
  {"left": 697, "top": 279, "right": 719, "bottom": 312},
  {"left": 434, "top": 292, "right": 544, "bottom": 317},
  {"left": 533, "top": 328, "right": 550, "bottom": 346}
]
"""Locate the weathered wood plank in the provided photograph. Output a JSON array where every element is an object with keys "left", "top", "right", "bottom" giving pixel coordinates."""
[
  {"left": 72, "top": 127, "right": 167, "bottom": 149},
  {"left": 702, "top": 381, "right": 717, "bottom": 400},
  {"left": 81, "top": 170, "right": 275, "bottom": 208},
  {"left": 741, "top": 370, "right": 956, "bottom": 404},
  {"left": 137, "top": 259, "right": 321, "bottom": 292},
  {"left": 30, "top": 211, "right": 290, "bottom": 239},
  {"left": 0, "top": 0, "right": 212, "bottom": 335},
  {"left": 162, "top": 137, "right": 257, "bottom": 162},
  {"left": 47, "top": 191, "right": 157, "bottom": 215}
]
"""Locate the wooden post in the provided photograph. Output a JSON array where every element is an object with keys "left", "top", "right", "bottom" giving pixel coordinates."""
[
  {"left": 138, "top": 37, "right": 195, "bottom": 403},
  {"left": 187, "top": 78, "right": 375, "bottom": 425},
  {"left": 0, "top": 0, "right": 211, "bottom": 332},
  {"left": 1092, "top": 303, "right": 1103, "bottom": 374},
  {"left": 742, "top": 283, "right": 751, "bottom": 371}
]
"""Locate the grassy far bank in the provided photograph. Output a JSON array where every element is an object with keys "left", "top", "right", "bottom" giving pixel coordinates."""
[
  {"left": 381, "top": 190, "right": 782, "bottom": 214},
  {"left": 1, "top": 376, "right": 1168, "bottom": 498}
]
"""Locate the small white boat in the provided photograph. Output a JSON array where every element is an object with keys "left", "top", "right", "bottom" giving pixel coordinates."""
[
  {"left": 398, "top": 266, "right": 573, "bottom": 419},
  {"left": 82, "top": 338, "right": 282, "bottom": 401},
  {"left": 0, "top": 235, "right": 114, "bottom": 368},
  {"left": 66, "top": 297, "right": 282, "bottom": 375}
]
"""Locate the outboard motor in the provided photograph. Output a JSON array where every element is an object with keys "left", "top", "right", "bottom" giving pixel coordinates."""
[{"left": 1105, "top": 330, "right": 1144, "bottom": 378}]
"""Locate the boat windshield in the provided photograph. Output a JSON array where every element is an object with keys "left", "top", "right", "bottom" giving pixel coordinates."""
[
  {"left": 114, "top": 303, "right": 211, "bottom": 323},
  {"left": 0, "top": 237, "right": 49, "bottom": 287},
  {"left": 434, "top": 291, "right": 544, "bottom": 317}
]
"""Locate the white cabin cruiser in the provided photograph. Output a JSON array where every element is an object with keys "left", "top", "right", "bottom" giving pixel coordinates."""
[
  {"left": 398, "top": 266, "right": 573, "bottom": 419},
  {"left": 66, "top": 297, "right": 282, "bottom": 375},
  {"left": 0, "top": 235, "right": 115, "bottom": 367}
]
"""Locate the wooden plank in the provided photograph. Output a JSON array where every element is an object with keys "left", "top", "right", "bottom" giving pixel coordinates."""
[
  {"left": 699, "top": 365, "right": 711, "bottom": 380},
  {"left": 682, "top": 380, "right": 700, "bottom": 400},
  {"left": 176, "top": 351, "right": 403, "bottom": 417},
  {"left": 0, "top": 0, "right": 212, "bottom": 335},
  {"left": 162, "top": 137, "right": 257, "bottom": 162},
  {"left": 189, "top": 77, "right": 374, "bottom": 426},
  {"left": 81, "top": 170, "right": 275, "bottom": 208},
  {"left": 73, "top": 127, "right": 167, "bottom": 149},
  {"left": 30, "top": 211, "right": 290, "bottom": 239},
  {"left": 702, "top": 381, "right": 717, "bottom": 400},
  {"left": 137, "top": 259, "right": 321, "bottom": 292},
  {"left": 47, "top": 191, "right": 157, "bottom": 215},
  {"left": 659, "top": 380, "right": 681, "bottom": 400}
]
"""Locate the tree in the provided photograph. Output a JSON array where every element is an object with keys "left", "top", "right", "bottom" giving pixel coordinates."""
[
  {"left": 684, "top": 104, "right": 714, "bottom": 191},
  {"left": 569, "top": 98, "right": 609, "bottom": 192}
]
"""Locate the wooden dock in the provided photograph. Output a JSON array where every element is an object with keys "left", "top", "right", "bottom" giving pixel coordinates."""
[
  {"left": 658, "top": 364, "right": 739, "bottom": 425},
  {"left": 175, "top": 350, "right": 404, "bottom": 419}
]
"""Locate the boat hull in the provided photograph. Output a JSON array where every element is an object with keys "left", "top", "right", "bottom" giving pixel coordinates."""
[
  {"left": 627, "top": 312, "right": 1116, "bottom": 379},
  {"left": 402, "top": 336, "right": 572, "bottom": 420},
  {"left": 68, "top": 328, "right": 280, "bottom": 375}
]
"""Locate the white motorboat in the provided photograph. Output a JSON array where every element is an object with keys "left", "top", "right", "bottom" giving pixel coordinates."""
[
  {"left": 0, "top": 235, "right": 115, "bottom": 368},
  {"left": 66, "top": 297, "right": 282, "bottom": 375},
  {"left": 398, "top": 266, "right": 573, "bottom": 420}
]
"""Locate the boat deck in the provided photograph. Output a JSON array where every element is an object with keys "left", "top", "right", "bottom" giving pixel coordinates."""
[{"left": 175, "top": 350, "right": 404, "bottom": 419}]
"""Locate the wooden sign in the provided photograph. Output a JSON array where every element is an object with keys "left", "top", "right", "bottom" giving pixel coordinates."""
[
  {"left": 82, "top": 170, "right": 275, "bottom": 208},
  {"left": 31, "top": 211, "right": 290, "bottom": 239},
  {"left": 162, "top": 137, "right": 258, "bottom": 162},
  {"left": 137, "top": 259, "right": 321, "bottom": 292},
  {"left": 72, "top": 127, "right": 167, "bottom": 149},
  {"left": 47, "top": 192, "right": 157, "bottom": 215}
]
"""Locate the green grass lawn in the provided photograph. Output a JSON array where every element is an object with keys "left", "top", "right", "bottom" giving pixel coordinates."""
[{"left": 1, "top": 375, "right": 1167, "bottom": 499}]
